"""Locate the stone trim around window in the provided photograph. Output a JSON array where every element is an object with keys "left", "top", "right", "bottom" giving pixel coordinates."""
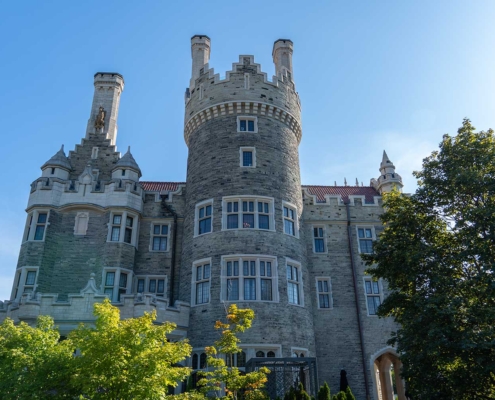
[
  {"left": 134, "top": 275, "right": 167, "bottom": 298},
  {"left": 106, "top": 210, "right": 139, "bottom": 247},
  {"left": 239, "top": 146, "right": 256, "bottom": 168},
  {"left": 312, "top": 225, "right": 327, "bottom": 253},
  {"left": 222, "top": 196, "right": 275, "bottom": 231},
  {"left": 363, "top": 276, "right": 383, "bottom": 316},
  {"left": 356, "top": 226, "right": 376, "bottom": 254},
  {"left": 291, "top": 347, "right": 310, "bottom": 358},
  {"left": 220, "top": 255, "right": 279, "bottom": 303},
  {"left": 315, "top": 277, "right": 333, "bottom": 310},
  {"left": 282, "top": 201, "right": 299, "bottom": 238},
  {"left": 194, "top": 199, "right": 213, "bottom": 237},
  {"left": 286, "top": 258, "right": 304, "bottom": 307},
  {"left": 23, "top": 209, "right": 50, "bottom": 242},
  {"left": 11, "top": 266, "right": 39, "bottom": 301},
  {"left": 236, "top": 116, "right": 258, "bottom": 133},
  {"left": 101, "top": 267, "right": 133, "bottom": 303},
  {"left": 191, "top": 258, "right": 212, "bottom": 307},
  {"left": 149, "top": 221, "right": 171, "bottom": 252}
]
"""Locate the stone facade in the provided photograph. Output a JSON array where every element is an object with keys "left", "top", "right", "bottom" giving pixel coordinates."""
[{"left": 0, "top": 36, "right": 406, "bottom": 400}]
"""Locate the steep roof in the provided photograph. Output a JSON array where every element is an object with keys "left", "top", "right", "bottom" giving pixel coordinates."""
[
  {"left": 302, "top": 185, "right": 380, "bottom": 204},
  {"left": 114, "top": 147, "right": 142, "bottom": 177},
  {"left": 140, "top": 182, "right": 185, "bottom": 192},
  {"left": 41, "top": 145, "right": 72, "bottom": 171}
]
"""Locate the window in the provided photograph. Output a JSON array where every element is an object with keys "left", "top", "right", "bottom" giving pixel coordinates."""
[
  {"left": 136, "top": 276, "right": 166, "bottom": 297},
  {"left": 108, "top": 212, "right": 137, "bottom": 245},
  {"left": 358, "top": 227, "right": 374, "bottom": 253},
  {"left": 237, "top": 116, "right": 258, "bottom": 133},
  {"left": 11, "top": 267, "right": 39, "bottom": 300},
  {"left": 223, "top": 197, "right": 274, "bottom": 231},
  {"left": 286, "top": 260, "right": 302, "bottom": 306},
  {"left": 122, "top": 169, "right": 126, "bottom": 176},
  {"left": 193, "top": 260, "right": 211, "bottom": 305},
  {"left": 24, "top": 210, "right": 49, "bottom": 242},
  {"left": 316, "top": 278, "right": 332, "bottom": 309},
  {"left": 151, "top": 223, "right": 170, "bottom": 251},
  {"left": 240, "top": 147, "right": 256, "bottom": 168},
  {"left": 51, "top": 167, "right": 55, "bottom": 175},
  {"left": 222, "top": 256, "right": 277, "bottom": 302},
  {"left": 313, "top": 226, "right": 325, "bottom": 253},
  {"left": 226, "top": 350, "right": 246, "bottom": 367},
  {"left": 195, "top": 200, "right": 213, "bottom": 236},
  {"left": 102, "top": 268, "right": 132, "bottom": 302},
  {"left": 283, "top": 202, "right": 297, "bottom": 237},
  {"left": 365, "top": 278, "right": 382, "bottom": 316},
  {"left": 191, "top": 351, "right": 208, "bottom": 369},
  {"left": 291, "top": 348, "right": 309, "bottom": 358}
]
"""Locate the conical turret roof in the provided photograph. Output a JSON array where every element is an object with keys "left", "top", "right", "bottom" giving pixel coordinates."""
[
  {"left": 113, "top": 146, "right": 142, "bottom": 177},
  {"left": 41, "top": 145, "right": 72, "bottom": 171}
]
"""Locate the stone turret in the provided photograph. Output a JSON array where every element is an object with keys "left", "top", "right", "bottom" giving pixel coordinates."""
[
  {"left": 86, "top": 72, "right": 124, "bottom": 146},
  {"left": 272, "top": 39, "right": 294, "bottom": 79},
  {"left": 112, "top": 146, "right": 142, "bottom": 181},
  {"left": 190, "top": 35, "right": 211, "bottom": 88},
  {"left": 371, "top": 150, "right": 403, "bottom": 194},
  {"left": 40, "top": 145, "right": 71, "bottom": 180}
]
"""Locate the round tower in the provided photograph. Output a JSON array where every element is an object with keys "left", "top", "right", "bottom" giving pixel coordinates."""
[
  {"left": 371, "top": 150, "right": 403, "bottom": 194},
  {"left": 180, "top": 36, "right": 315, "bottom": 361}
]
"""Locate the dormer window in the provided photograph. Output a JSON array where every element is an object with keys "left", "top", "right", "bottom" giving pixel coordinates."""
[{"left": 122, "top": 169, "right": 126, "bottom": 176}]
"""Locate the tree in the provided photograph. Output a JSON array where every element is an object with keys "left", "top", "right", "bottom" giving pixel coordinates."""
[
  {"left": 344, "top": 387, "right": 355, "bottom": 400},
  {"left": 198, "top": 304, "right": 270, "bottom": 400},
  {"left": 317, "top": 382, "right": 331, "bottom": 400},
  {"left": 0, "top": 315, "right": 77, "bottom": 399},
  {"left": 69, "top": 298, "right": 192, "bottom": 399},
  {"left": 364, "top": 119, "right": 495, "bottom": 399}
]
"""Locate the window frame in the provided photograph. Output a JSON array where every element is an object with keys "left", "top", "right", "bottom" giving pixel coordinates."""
[
  {"left": 282, "top": 201, "right": 299, "bottom": 238},
  {"left": 364, "top": 277, "right": 383, "bottom": 316},
  {"left": 107, "top": 210, "right": 139, "bottom": 247},
  {"left": 149, "top": 221, "right": 171, "bottom": 252},
  {"left": 291, "top": 347, "right": 309, "bottom": 358},
  {"left": 222, "top": 196, "right": 275, "bottom": 232},
  {"left": 315, "top": 277, "right": 333, "bottom": 309},
  {"left": 192, "top": 258, "right": 212, "bottom": 306},
  {"left": 239, "top": 147, "right": 256, "bottom": 168},
  {"left": 312, "top": 225, "right": 327, "bottom": 253},
  {"left": 101, "top": 267, "right": 133, "bottom": 302},
  {"left": 220, "top": 255, "right": 279, "bottom": 303},
  {"left": 23, "top": 210, "right": 50, "bottom": 242},
  {"left": 134, "top": 275, "right": 167, "bottom": 298},
  {"left": 356, "top": 226, "right": 375, "bottom": 254},
  {"left": 11, "top": 266, "right": 39, "bottom": 301},
  {"left": 286, "top": 258, "right": 303, "bottom": 307},
  {"left": 194, "top": 199, "right": 213, "bottom": 237},
  {"left": 236, "top": 116, "right": 258, "bottom": 133}
]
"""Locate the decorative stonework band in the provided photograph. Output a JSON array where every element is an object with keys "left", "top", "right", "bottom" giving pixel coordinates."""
[{"left": 184, "top": 101, "right": 302, "bottom": 146}]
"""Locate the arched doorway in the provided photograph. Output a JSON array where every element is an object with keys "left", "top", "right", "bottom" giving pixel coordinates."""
[{"left": 370, "top": 348, "right": 406, "bottom": 400}]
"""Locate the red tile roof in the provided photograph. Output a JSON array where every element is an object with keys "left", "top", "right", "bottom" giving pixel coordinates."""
[
  {"left": 140, "top": 182, "right": 185, "bottom": 192},
  {"left": 302, "top": 185, "right": 380, "bottom": 204}
]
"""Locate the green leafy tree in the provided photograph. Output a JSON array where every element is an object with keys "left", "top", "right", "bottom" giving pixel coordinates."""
[
  {"left": 69, "top": 298, "right": 192, "bottom": 400},
  {"left": 364, "top": 119, "right": 495, "bottom": 399},
  {"left": 317, "top": 382, "right": 331, "bottom": 400},
  {"left": 198, "top": 304, "right": 270, "bottom": 400},
  {"left": 0, "top": 315, "right": 77, "bottom": 399}
]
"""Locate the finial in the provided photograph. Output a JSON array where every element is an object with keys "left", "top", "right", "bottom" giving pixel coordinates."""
[
  {"left": 127, "top": 145, "right": 131, "bottom": 153},
  {"left": 361, "top": 182, "right": 363, "bottom": 186},
  {"left": 344, "top": 177, "right": 347, "bottom": 186},
  {"left": 60, "top": 144, "right": 64, "bottom": 152},
  {"left": 355, "top": 178, "right": 359, "bottom": 186},
  {"left": 334, "top": 181, "right": 337, "bottom": 187}
]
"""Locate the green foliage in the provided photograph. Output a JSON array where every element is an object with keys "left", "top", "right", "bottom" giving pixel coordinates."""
[
  {"left": 295, "top": 382, "right": 311, "bottom": 400},
  {"left": 284, "top": 386, "right": 296, "bottom": 400},
  {"left": 344, "top": 387, "right": 355, "bottom": 400},
  {"left": 331, "top": 392, "right": 346, "bottom": 400},
  {"left": 198, "top": 304, "right": 270, "bottom": 400},
  {"left": 317, "top": 382, "right": 331, "bottom": 400},
  {"left": 0, "top": 315, "right": 77, "bottom": 399},
  {"left": 364, "top": 119, "right": 495, "bottom": 399},
  {"left": 69, "top": 298, "right": 192, "bottom": 399}
]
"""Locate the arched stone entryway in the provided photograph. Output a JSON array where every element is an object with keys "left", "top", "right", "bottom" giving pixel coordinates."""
[{"left": 370, "top": 347, "right": 406, "bottom": 400}]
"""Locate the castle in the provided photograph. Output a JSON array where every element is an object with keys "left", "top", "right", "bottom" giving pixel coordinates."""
[{"left": 0, "top": 36, "right": 407, "bottom": 400}]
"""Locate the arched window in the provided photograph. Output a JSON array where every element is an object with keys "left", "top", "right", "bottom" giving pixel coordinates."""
[
  {"left": 256, "top": 351, "right": 265, "bottom": 358},
  {"left": 267, "top": 351, "right": 276, "bottom": 358},
  {"left": 300, "top": 352, "right": 305, "bottom": 358},
  {"left": 238, "top": 351, "right": 246, "bottom": 367},
  {"left": 192, "top": 354, "right": 198, "bottom": 369},
  {"left": 200, "top": 352, "right": 207, "bottom": 369}
]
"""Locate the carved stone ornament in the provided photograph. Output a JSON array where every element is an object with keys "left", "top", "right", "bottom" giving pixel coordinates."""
[{"left": 94, "top": 106, "right": 106, "bottom": 129}]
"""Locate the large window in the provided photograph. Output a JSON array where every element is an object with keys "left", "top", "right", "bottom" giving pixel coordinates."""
[
  {"left": 24, "top": 210, "right": 49, "bottom": 242},
  {"left": 357, "top": 227, "right": 374, "bottom": 254},
  {"left": 102, "top": 268, "right": 132, "bottom": 302},
  {"left": 151, "top": 223, "right": 170, "bottom": 251},
  {"left": 364, "top": 278, "right": 382, "bottom": 316},
  {"left": 193, "top": 259, "right": 211, "bottom": 305},
  {"left": 135, "top": 276, "right": 167, "bottom": 297},
  {"left": 316, "top": 277, "right": 332, "bottom": 309},
  {"left": 283, "top": 202, "right": 298, "bottom": 237},
  {"left": 221, "top": 256, "right": 277, "bottom": 302},
  {"left": 11, "top": 267, "right": 39, "bottom": 301},
  {"left": 313, "top": 226, "right": 325, "bottom": 253},
  {"left": 107, "top": 211, "right": 137, "bottom": 246},
  {"left": 195, "top": 200, "right": 213, "bottom": 236},
  {"left": 223, "top": 197, "right": 274, "bottom": 231},
  {"left": 286, "top": 260, "right": 302, "bottom": 306}
]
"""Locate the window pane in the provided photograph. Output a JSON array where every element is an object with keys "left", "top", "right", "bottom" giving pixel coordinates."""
[
  {"left": 161, "top": 225, "right": 169, "bottom": 235},
  {"left": 293, "top": 267, "right": 298, "bottom": 282},
  {"left": 199, "top": 207, "right": 204, "bottom": 219},
  {"left": 233, "top": 261, "right": 239, "bottom": 276},
  {"left": 25, "top": 271, "right": 36, "bottom": 285},
  {"left": 149, "top": 279, "right": 156, "bottom": 292},
  {"left": 153, "top": 237, "right": 161, "bottom": 250},
  {"left": 267, "top": 262, "right": 272, "bottom": 277},
  {"left": 267, "top": 351, "right": 275, "bottom": 358},
  {"left": 248, "top": 120, "right": 255, "bottom": 131},
  {"left": 374, "top": 296, "right": 381, "bottom": 309},
  {"left": 192, "top": 354, "right": 198, "bottom": 369},
  {"left": 126, "top": 217, "right": 133, "bottom": 227},
  {"left": 367, "top": 297, "right": 377, "bottom": 315},
  {"left": 365, "top": 228, "right": 372, "bottom": 238},
  {"left": 153, "top": 225, "right": 160, "bottom": 235},
  {"left": 358, "top": 228, "right": 364, "bottom": 238},
  {"left": 243, "top": 151, "right": 253, "bottom": 167},
  {"left": 256, "top": 351, "right": 265, "bottom": 357},
  {"left": 227, "top": 278, "right": 239, "bottom": 300},
  {"left": 373, "top": 281, "right": 380, "bottom": 294},
  {"left": 199, "top": 217, "right": 211, "bottom": 234},
  {"left": 243, "top": 261, "right": 249, "bottom": 276},
  {"left": 315, "top": 238, "right": 324, "bottom": 252},
  {"left": 287, "top": 265, "right": 292, "bottom": 280},
  {"left": 259, "top": 215, "right": 269, "bottom": 229},
  {"left": 105, "top": 272, "right": 115, "bottom": 286},
  {"left": 288, "top": 282, "right": 299, "bottom": 305},
  {"left": 318, "top": 281, "right": 323, "bottom": 293},
  {"left": 243, "top": 214, "right": 254, "bottom": 228},
  {"left": 37, "top": 213, "right": 47, "bottom": 223},
  {"left": 233, "top": 202, "right": 238, "bottom": 212},
  {"left": 284, "top": 207, "right": 288, "bottom": 217},
  {"left": 157, "top": 280, "right": 165, "bottom": 295},
  {"left": 227, "top": 214, "right": 238, "bottom": 229},
  {"left": 111, "top": 227, "right": 120, "bottom": 241},
  {"left": 261, "top": 279, "right": 272, "bottom": 301},
  {"left": 242, "top": 201, "right": 248, "bottom": 212},
  {"left": 34, "top": 226, "right": 45, "bottom": 240},
  {"left": 227, "top": 261, "right": 232, "bottom": 277},
  {"left": 323, "top": 280, "right": 329, "bottom": 292},
  {"left": 160, "top": 237, "right": 167, "bottom": 251},
  {"left": 238, "top": 351, "right": 246, "bottom": 367},
  {"left": 119, "top": 273, "right": 127, "bottom": 288},
  {"left": 104, "top": 288, "right": 113, "bottom": 297},
  {"left": 244, "top": 278, "right": 256, "bottom": 300},
  {"left": 203, "top": 264, "right": 210, "bottom": 279},
  {"left": 361, "top": 239, "right": 373, "bottom": 253},
  {"left": 260, "top": 261, "right": 265, "bottom": 276},
  {"left": 249, "top": 202, "right": 254, "bottom": 212},
  {"left": 319, "top": 294, "right": 330, "bottom": 308},
  {"left": 264, "top": 203, "right": 269, "bottom": 213},
  {"left": 124, "top": 228, "right": 132, "bottom": 243},
  {"left": 137, "top": 279, "right": 145, "bottom": 292},
  {"left": 365, "top": 281, "right": 372, "bottom": 294},
  {"left": 284, "top": 220, "right": 294, "bottom": 235},
  {"left": 240, "top": 120, "right": 246, "bottom": 131},
  {"left": 196, "top": 266, "right": 203, "bottom": 281},
  {"left": 227, "top": 202, "right": 232, "bottom": 212},
  {"left": 200, "top": 353, "right": 207, "bottom": 369},
  {"left": 206, "top": 205, "right": 212, "bottom": 216}
]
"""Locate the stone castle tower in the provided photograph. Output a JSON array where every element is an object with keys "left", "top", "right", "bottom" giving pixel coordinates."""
[{"left": 1, "top": 36, "right": 406, "bottom": 400}]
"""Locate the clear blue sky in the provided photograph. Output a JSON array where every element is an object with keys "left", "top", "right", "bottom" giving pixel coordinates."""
[{"left": 1, "top": 0, "right": 494, "bottom": 300}]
